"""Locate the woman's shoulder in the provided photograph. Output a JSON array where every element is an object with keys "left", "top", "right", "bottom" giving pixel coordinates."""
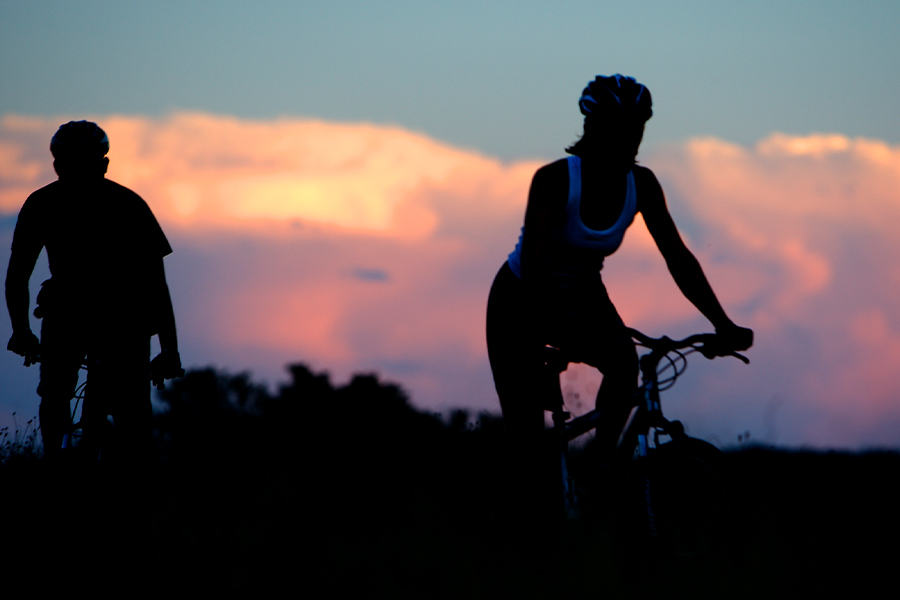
[
  {"left": 530, "top": 158, "right": 570, "bottom": 194},
  {"left": 535, "top": 157, "right": 570, "bottom": 179},
  {"left": 527, "top": 158, "right": 570, "bottom": 216},
  {"left": 632, "top": 164, "right": 664, "bottom": 195},
  {"left": 631, "top": 164, "right": 660, "bottom": 185},
  {"left": 631, "top": 164, "right": 667, "bottom": 217}
]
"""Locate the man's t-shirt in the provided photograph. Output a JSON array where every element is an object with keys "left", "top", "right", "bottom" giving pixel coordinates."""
[{"left": 11, "top": 177, "right": 172, "bottom": 339}]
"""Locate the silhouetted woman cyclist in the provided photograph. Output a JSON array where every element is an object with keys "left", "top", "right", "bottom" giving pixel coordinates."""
[{"left": 486, "top": 75, "right": 752, "bottom": 510}]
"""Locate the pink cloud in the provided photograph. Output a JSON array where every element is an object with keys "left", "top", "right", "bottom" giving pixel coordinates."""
[
  {"left": 2, "top": 115, "right": 900, "bottom": 449},
  {"left": 639, "top": 133, "right": 900, "bottom": 447}
]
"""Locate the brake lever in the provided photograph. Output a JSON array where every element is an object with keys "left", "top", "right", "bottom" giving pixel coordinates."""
[
  {"left": 730, "top": 351, "right": 750, "bottom": 364},
  {"left": 713, "top": 348, "right": 751, "bottom": 364}
]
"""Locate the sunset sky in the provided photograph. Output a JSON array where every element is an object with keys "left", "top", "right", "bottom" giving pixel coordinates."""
[{"left": 2, "top": 1, "right": 899, "bottom": 449}]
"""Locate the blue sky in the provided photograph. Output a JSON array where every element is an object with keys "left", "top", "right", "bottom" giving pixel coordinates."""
[{"left": 3, "top": 1, "right": 899, "bottom": 159}]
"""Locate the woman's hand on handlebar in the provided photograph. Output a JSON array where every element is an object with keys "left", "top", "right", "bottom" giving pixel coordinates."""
[{"left": 715, "top": 321, "right": 753, "bottom": 352}]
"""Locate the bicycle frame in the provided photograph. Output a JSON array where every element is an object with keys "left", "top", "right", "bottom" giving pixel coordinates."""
[
  {"left": 60, "top": 373, "right": 88, "bottom": 450},
  {"left": 546, "top": 328, "right": 747, "bottom": 513},
  {"left": 38, "top": 349, "right": 179, "bottom": 457}
]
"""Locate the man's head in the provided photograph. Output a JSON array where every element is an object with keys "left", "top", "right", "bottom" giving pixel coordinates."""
[{"left": 50, "top": 121, "right": 110, "bottom": 179}]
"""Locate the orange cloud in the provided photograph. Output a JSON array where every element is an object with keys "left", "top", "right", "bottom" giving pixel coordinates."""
[
  {"left": 0, "top": 113, "right": 530, "bottom": 239},
  {"left": 3, "top": 115, "right": 900, "bottom": 448}
]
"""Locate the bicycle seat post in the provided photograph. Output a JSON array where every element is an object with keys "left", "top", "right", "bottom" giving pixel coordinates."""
[
  {"left": 552, "top": 407, "right": 569, "bottom": 429},
  {"left": 541, "top": 345, "right": 580, "bottom": 516},
  {"left": 541, "top": 346, "right": 570, "bottom": 426}
]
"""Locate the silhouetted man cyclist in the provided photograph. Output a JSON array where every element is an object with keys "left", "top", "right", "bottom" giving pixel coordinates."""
[{"left": 5, "top": 121, "right": 183, "bottom": 462}]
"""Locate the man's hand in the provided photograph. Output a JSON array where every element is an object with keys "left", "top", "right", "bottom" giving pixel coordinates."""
[
  {"left": 7, "top": 330, "right": 40, "bottom": 367},
  {"left": 150, "top": 349, "right": 184, "bottom": 390}
]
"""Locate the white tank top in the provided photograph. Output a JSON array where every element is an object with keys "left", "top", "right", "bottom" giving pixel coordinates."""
[{"left": 507, "top": 155, "right": 637, "bottom": 282}]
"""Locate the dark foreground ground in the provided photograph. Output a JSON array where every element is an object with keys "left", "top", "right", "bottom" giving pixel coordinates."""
[{"left": 2, "top": 366, "right": 897, "bottom": 597}]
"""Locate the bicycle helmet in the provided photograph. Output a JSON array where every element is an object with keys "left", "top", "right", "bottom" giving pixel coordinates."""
[
  {"left": 50, "top": 121, "right": 110, "bottom": 159},
  {"left": 578, "top": 75, "right": 652, "bottom": 124}
]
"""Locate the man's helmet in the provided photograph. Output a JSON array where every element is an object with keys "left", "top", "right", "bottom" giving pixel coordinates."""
[
  {"left": 50, "top": 121, "right": 110, "bottom": 160},
  {"left": 578, "top": 75, "right": 653, "bottom": 124}
]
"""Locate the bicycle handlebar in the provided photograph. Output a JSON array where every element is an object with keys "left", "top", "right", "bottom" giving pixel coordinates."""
[
  {"left": 625, "top": 328, "right": 750, "bottom": 364},
  {"left": 548, "top": 329, "right": 749, "bottom": 444}
]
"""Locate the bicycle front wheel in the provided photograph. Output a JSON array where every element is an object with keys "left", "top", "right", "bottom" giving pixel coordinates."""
[{"left": 645, "top": 437, "right": 733, "bottom": 559}]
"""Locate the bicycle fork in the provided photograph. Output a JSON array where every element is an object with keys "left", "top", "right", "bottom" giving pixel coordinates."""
[
  {"left": 553, "top": 409, "right": 578, "bottom": 516},
  {"left": 633, "top": 374, "right": 662, "bottom": 539}
]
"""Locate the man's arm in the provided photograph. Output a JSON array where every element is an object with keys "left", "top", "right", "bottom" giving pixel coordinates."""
[
  {"left": 5, "top": 244, "right": 42, "bottom": 365},
  {"left": 153, "top": 259, "right": 178, "bottom": 353},
  {"left": 636, "top": 167, "right": 753, "bottom": 350},
  {"left": 149, "top": 258, "right": 183, "bottom": 388}
]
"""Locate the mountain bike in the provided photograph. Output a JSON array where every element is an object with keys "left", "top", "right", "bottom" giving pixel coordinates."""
[
  {"left": 544, "top": 328, "right": 749, "bottom": 558},
  {"left": 27, "top": 279, "right": 183, "bottom": 460},
  {"left": 43, "top": 356, "right": 121, "bottom": 461},
  {"left": 41, "top": 352, "right": 181, "bottom": 462}
]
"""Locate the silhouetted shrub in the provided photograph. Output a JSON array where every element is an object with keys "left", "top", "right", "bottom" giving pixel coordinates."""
[{"left": 4, "top": 360, "right": 900, "bottom": 597}]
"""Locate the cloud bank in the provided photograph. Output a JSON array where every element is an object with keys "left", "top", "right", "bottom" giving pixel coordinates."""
[{"left": 2, "top": 114, "right": 899, "bottom": 449}]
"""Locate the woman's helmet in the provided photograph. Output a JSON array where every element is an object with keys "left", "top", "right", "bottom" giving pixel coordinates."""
[
  {"left": 578, "top": 75, "right": 652, "bottom": 124},
  {"left": 50, "top": 121, "right": 110, "bottom": 159}
]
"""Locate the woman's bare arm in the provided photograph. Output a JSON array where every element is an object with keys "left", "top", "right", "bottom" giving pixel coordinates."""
[{"left": 635, "top": 166, "right": 752, "bottom": 349}]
